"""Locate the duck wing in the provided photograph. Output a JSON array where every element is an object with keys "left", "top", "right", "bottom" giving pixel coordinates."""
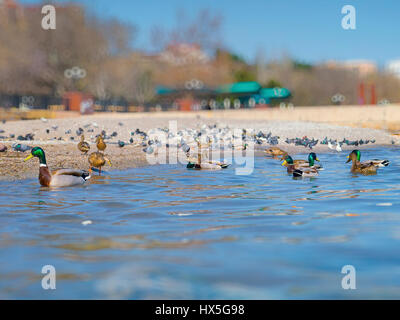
[
  {"left": 53, "top": 169, "right": 91, "bottom": 180},
  {"left": 368, "top": 159, "right": 389, "bottom": 167}
]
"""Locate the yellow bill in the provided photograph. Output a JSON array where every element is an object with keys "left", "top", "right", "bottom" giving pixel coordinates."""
[
  {"left": 24, "top": 154, "right": 34, "bottom": 162},
  {"left": 281, "top": 160, "right": 287, "bottom": 167}
]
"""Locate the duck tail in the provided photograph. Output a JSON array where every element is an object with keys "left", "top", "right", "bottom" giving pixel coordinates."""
[
  {"left": 293, "top": 169, "right": 303, "bottom": 177},
  {"left": 82, "top": 171, "right": 91, "bottom": 181},
  {"left": 381, "top": 160, "right": 390, "bottom": 167}
]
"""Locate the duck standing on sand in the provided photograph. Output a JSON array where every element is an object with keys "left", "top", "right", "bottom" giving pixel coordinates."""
[
  {"left": 346, "top": 150, "right": 378, "bottom": 175},
  {"left": 96, "top": 134, "right": 106, "bottom": 152},
  {"left": 77, "top": 135, "right": 90, "bottom": 155},
  {"left": 24, "top": 147, "right": 90, "bottom": 187},
  {"left": 88, "top": 152, "right": 111, "bottom": 175}
]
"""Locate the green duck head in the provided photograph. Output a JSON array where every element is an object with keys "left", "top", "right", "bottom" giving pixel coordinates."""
[
  {"left": 282, "top": 155, "right": 294, "bottom": 166},
  {"left": 346, "top": 150, "right": 360, "bottom": 163},
  {"left": 308, "top": 152, "right": 320, "bottom": 166},
  {"left": 24, "top": 147, "right": 47, "bottom": 165}
]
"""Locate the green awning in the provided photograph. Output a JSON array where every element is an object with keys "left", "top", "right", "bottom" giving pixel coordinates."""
[
  {"left": 260, "top": 87, "right": 291, "bottom": 99},
  {"left": 217, "top": 81, "right": 262, "bottom": 94}
]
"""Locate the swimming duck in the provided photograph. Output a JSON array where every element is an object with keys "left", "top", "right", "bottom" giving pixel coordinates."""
[
  {"left": 346, "top": 150, "right": 377, "bottom": 175},
  {"left": 186, "top": 142, "right": 228, "bottom": 170},
  {"left": 24, "top": 147, "right": 90, "bottom": 187},
  {"left": 77, "top": 135, "right": 90, "bottom": 155},
  {"left": 281, "top": 153, "right": 322, "bottom": 170},
  {"left": 88, "top": 152, "right": 111, "bottom": 175},
  {"left": 265, "top": 147, "right": 287, "bottom": 158},
  {"left": 281, "top": 155, "right": 318, "bottom": 177},
  {"left": 96, "top": 134, "right": 107, "bottom": 152},
  {"left": 351, "top": 149, "right": 389, "bottom": 168},
  {"left": 293, "top": 167, "right": 319, "bottom": 178}
]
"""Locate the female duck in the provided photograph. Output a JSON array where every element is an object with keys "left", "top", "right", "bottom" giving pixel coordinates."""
[
  {"left": 77, "top": 135, "right": 90, "bottom": 155},
  {"left": 88, "top": 151, "right": 112, "bottom": 175},
  {"left": 96, "top": 134, "right": 107, "bottom": 152},
  {"left": 265, "top": 147, "right": 287, "bottom": 158},
  {"left": 24, "top": 147, "right": 90, "bottom": 187}
]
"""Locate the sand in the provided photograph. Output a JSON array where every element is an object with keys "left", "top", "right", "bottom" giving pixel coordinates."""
[{"left": 0, "top": 109, "right": 399, "bottom": 181}]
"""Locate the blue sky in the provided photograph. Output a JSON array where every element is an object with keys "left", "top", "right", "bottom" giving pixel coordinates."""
[{"left": 19, "top": 0, "right": 400, "bottom": 65}]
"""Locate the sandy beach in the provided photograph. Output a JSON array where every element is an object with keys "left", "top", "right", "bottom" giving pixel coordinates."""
[{"left": 0, "top": 108, "right": 399, "bottom": 181}]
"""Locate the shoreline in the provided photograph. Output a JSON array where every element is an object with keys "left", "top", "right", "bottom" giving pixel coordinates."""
[{"left": 0, "top": 112, "right": 399, "bottom": 181}]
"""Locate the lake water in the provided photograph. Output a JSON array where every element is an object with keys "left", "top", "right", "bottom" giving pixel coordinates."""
[{"left": 1, "top": 147, "right": 400, "bottom": 299}]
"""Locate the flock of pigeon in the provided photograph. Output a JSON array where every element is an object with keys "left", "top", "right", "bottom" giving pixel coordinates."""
[{"left": 0, "top": 121, "right": 382, "bottom": 157}]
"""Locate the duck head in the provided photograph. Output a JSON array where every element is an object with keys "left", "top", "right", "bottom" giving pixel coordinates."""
[
  {"left": 282, "top": 155, "right": 294, "bottom": 167},
  {"left": 24, "top": 147, "right": 47, "bottom": 165},
  {"left": 346, "top": 150, "right": 360, "bottom": 163},
  {"left": 308, "top": 152, "right": 320, "bottom": 166}
]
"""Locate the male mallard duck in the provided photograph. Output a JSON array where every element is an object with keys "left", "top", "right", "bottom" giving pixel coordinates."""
[
  {"left": 24, "top": 147, "right": 90, "bottom": 187},
  {"left": 233, "top": 143, "right": 248, "bottom": 151},
  {"left": 293, "top": 167, "right": 319, "bottom": 178},
  {"left": 265, "top": 147, "right": 287, "bottom": 158},
  {"left": 96, "top": 134, "right": 107, "bottom": 152},
  {"left": 186, "top": 143, "right": 228, "bottom": 170},
  {"left": 351, "top": 149, "right": 389, "bottom": 168},
  {"left": 88, "top": 152, "right": 111, "bottom": 175},
  {"left": 346, "top": 150, "right": 378, "bottom": 175},
  {"left": 186, "top": 160, "right": 229, "bottom": 170},
  {"left": 283, "top": 152, "right": 322, "bottom": 169},
  {"left": 281, "top": 154, "right": 322, "bottom": 170},
  {"left": 77, "top": 135, "right": 90, "bottom": 155},
  {"left": 281, "top": 155, "right": 318, "bottom": 177}
]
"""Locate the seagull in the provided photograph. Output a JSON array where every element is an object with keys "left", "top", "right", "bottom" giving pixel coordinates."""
[
  {"left": 328, "top": 141, "right": 334, "bottom": 150},
  {"left": 336, "top": 143, "right": 342, "bottom": 152}
]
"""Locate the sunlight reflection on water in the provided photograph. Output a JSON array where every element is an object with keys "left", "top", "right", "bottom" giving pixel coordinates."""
[{"left": 1, "top": 147, "right": 400, "bottom": 298}]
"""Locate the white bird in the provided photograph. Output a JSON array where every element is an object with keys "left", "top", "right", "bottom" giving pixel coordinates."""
[
  {"left": 336, "top": 143, "right": 342, "bottom": 152},
  {"left": 328, "top": 141, "right": 334, "bottom": 150}
]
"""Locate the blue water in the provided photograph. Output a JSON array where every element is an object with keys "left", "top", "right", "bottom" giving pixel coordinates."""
[{"left": 1, "top": 148, "right": 400, "bottom": 299}]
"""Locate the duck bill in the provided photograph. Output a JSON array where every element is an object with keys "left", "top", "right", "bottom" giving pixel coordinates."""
[
  {"left": 24, "top": 154, "right": 34, "bottom": 162},
  {"left": 346, "top": 156, "right": 351, "bottom": 163},
  {"left": 316, "top": 158, "right": 320, "bottom": 162},
  {"left": 281, "top": 160, "right": 287, "bottom": 167}
]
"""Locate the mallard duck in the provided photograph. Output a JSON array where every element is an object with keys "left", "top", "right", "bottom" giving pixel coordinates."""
[
  {"left": 281, "top": 154, "right": 322, "bottom": 170},
  {"left": 186, "top": 160, "right": 229, "bottom": 170},
  {"left": 88, "top": 152, "right": 111, "bottom": 175},
  {"left": 265, "top": 147, "right": 287, "bottom": 158},
  {"left": 351, "top": 149, "right": 389, "bottom": 168},
  {"left": 281, "top": 155, "right": 318, "bottom": 177},
  {"left": 77, "top": 135, "right": 90, "bottom": 155},
  {"left": 233, "top": 143, "right": 248, "bottom": 151},
  {"left": 293, "top": 167, "right": 319, "bottom": 177},
  {"left": 346, "top": 150, "right": 377, "bottom": 175},
  {"left": 96, "top": 134, "right": 106, "bottom": 152},
  {"left": 24, "top": 147, "right": 90, "bottom": 187},
  {"left": 186, "top": 142, "right": 228, "bottom": 170},
  {"left": 283, "top": 152, "right": 322, "bottom": 169}
]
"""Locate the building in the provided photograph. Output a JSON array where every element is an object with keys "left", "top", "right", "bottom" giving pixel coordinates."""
[
  {"left": 385, "top": 60, "right": 400, "bottom": 79},
  {"left": 324, "top": 59, "right": 377, "bottom": 76}
]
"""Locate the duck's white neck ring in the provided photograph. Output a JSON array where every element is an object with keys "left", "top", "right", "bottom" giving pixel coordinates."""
[{"left": 40, "top": 164, "right": 48, "bottom": 167}]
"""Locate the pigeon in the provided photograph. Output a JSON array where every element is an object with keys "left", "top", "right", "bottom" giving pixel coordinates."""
[{"left": 12, "top": 143, "right": 31, "bottom": 152}]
